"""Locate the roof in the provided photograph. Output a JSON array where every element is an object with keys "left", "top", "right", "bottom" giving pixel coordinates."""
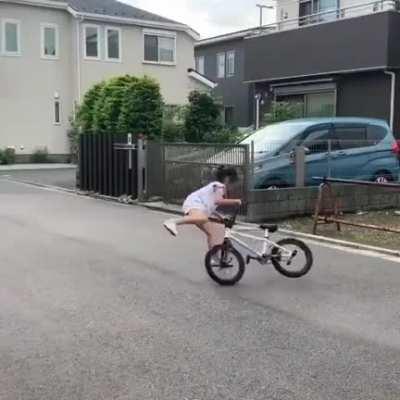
[
  {"left": 195, "top": 26, "right": 276, "bottom": 47},
  {"left": 4, "top": 0, "right": 198, "bottom": 38},
  {"left": 65, "top": 0, "right": 181, "bottom": 25},
  {"left": 187, "top": 68, "right": 217, "bottom": 89}
]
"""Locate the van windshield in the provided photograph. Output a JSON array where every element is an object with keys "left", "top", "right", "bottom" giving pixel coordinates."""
[{"left": 241, "top": 122, "right": 314, "bottom": 155}]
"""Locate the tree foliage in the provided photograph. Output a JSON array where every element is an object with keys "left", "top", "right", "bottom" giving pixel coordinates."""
[
  {"left": 183, "top": 91, "right": 222, "bottom": 143},
  {"left": 76, "top": 75, "right": 163, "bottom": 138}
]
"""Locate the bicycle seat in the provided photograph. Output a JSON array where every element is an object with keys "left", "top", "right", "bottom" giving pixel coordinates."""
[{"left": 259, "top": 224, "right": 278, "bottom": 233}]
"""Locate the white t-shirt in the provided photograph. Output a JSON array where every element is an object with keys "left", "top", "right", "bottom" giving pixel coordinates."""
[{"left": 182, "top": 181, "right": 225, "bottom": 216}]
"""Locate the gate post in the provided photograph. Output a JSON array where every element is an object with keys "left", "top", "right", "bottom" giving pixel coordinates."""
[
  {"left": 295, "top": 146, "right": 306, "bottom": 187},
  {"left": 137, "top": 136, "right": 147, "bottom": 201}
]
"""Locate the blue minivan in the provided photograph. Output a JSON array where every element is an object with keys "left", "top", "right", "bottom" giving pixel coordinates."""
[{"left": 241, "top": 118, "right": 400, "bottom": 189}]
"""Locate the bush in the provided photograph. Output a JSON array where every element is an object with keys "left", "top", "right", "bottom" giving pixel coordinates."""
[
  {"left": 162, "top": 105, "right": 185, "bottom": 142},
  {"left": 184, "top": 91, "right": 222, "bottom": 143},
  {"left": 263, "top": 101, "right": 304, "bottom": 125},
  {"left": 0, "top": 147, "right": 16, "bottom": 165},
  {"left": 117, "top": 76, "right": 163, "bottom": 139},
  {"left": 31, "top": 147, "right": 50, "bottom": 163},
  {"left": 67, "top": 116, "right": 80, "bottom": 164},
  {"left": 204, "top": 127, "right": 244, "bottom": 144},
  {"left": 77, "top": 82, "right": 105, "bottom": 134}
]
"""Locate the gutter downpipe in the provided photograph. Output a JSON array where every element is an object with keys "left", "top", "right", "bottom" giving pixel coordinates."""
[
  {"left": 384, "top": 70, "right": 396, "bottom": 131},
  {"left": 75, "top": 15, "right": 84, "bottom": 105}
]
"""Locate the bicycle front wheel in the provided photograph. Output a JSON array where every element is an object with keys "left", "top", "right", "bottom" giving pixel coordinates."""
[
  {"left": 271, "top": 238, "right": 313, "bottom": 278},
  {"left": 205, "top": 242, "right": 245, "bottom": 286}
]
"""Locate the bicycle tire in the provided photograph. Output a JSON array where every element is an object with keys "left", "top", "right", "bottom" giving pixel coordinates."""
[
  {"left": 271, "top": 238, "right": 313, "bottom": 278},
  {"left": 205, "top": 242, "right": 245, "bottom": 286}
]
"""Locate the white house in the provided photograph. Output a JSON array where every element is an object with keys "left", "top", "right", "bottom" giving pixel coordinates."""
[{"left": 0, "top": 0, "right": 215, "bottom": 161}]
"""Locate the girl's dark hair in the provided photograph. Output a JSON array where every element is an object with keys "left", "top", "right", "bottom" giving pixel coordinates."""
[{"left": 215, "top": 165, "right": 239, "bottom": 183}]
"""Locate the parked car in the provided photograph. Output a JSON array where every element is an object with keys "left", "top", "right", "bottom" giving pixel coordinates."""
[{"left": 241, "top": 118, "right": 400, "bottom": 189}]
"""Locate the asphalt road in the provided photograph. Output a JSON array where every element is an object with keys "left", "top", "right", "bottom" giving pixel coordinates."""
[{"left": 1, "top": 178, "right": 400, "bottom": 400}]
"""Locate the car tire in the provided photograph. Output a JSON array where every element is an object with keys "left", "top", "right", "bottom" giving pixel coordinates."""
[{"left": 374, "top": 171, "right": 393, "bottom": 184}]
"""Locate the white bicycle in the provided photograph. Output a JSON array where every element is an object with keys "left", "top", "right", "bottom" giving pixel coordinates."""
[{"left": 205, "top": 210, "right": 313, "bottom": 286}]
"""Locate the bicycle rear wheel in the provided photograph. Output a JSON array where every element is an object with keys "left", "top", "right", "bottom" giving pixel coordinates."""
[
  {"left": 271, "top": 238, "right": 313, "bottom": 278},
  {"left": 205, "top": 242, "right": 245, "bottom": 286}
]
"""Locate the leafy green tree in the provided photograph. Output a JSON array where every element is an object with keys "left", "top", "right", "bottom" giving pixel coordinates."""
[
  {"left": 117, "top": 76, "right": 163, "bottom": 138},
  {"left": 184, "top": 91, "right": 222, "bottom": 143},
  {"left": 77, "top": 82, "right": 105, "bottom": 134}
]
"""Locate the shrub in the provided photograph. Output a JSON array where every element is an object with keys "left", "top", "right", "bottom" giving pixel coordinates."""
[
  {"left": 31, "top": 147, "right": 50, "bottom": 163},
  {"left": 117, "top": 76, "right": 163, "bottom": 139},
  {"left": 263, "top": 101, "right": 304, "bottom": 125},
  {"left": 77, "top": 82, "right": 105, "bottom": 134},
  {"left": 0, "top": 147, "right": 16, "bottom": 165},
  {"left": 162, "top": 105, "right": 185, "bottom": 142},
  {"left": 184, "top": 91, "right": 222, "bottom": 143},
  {"left": 67, "top": 116, "right": 80, "bottom": 164}
]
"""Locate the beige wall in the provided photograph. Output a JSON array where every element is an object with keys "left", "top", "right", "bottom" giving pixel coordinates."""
[
  {"left": 0, "top": 2, "right": 199, "bottom": 157},
  {"left": 78, "top": 21, "right": 197, "bottom": 105},
  {"left": 0, "top": 2, "right": 74, "bottom": 155}
]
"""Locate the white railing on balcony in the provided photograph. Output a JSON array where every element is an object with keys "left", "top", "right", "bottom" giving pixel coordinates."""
[{"left": 250, "top": 0, "right": 398, "bottom": 37}]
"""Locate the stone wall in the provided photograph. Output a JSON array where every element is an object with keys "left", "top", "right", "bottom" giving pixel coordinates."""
[{"left": 246, "top": 184, "right": 400, "bottom": 222}]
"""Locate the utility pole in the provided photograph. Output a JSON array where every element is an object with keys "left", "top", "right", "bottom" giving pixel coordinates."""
[{"left": 256, "top": 3, "right": 274, "bottom": 27}]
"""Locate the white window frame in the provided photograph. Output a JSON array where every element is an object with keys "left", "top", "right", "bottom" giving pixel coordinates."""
[
  {"left": 83, "top": 24, "right": 100, "bottom": 60},
  {"left": 196, "top": 55, "right": 205, "bottom": 75},
  {"left": 54, "top": 99, "right": 61, "bottom": 125},
  {"left": 143, "top": 29, "right": 177, "bottom": 66},
  {"left": 217, "top": 52, "right": 225, "bottom": 79},
  {"left": 105, "top": 26, "right": 122, "bottom": 62},
  {"left": 226, "top": 50, "right": 235, "bottom": 77},
  {"left": 2, "top": 18, "right": 21, "bottom": 56},
  {"left": 41, "top": 23, "right": 59, "bottom": 60}
]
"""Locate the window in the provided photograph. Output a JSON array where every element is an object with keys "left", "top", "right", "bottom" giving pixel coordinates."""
[
  {"left": 226, "top": 50, "right": 235, "bottom": 77},
  {"left": 106, "top": 27, "right": 121, "bottom": 61},
  {"left": 41, "top": 24, "right": 59, "bottom": 59},
  {"left": 367, "top": 125, "right": 386, "bottom": 144},
  {"left": 2, "top": 19, "right": 20, "bottom": 55},
  {"left": 334, "top": 125, "right": 369, "bottom": 149},
  {"left": 302, "top": 128, "right": 332, "bottom": 154},
  {"left": 224, "top": 106, "right": 235, "bottom": 126},
  {"left": 298, "top": 0, "right": 339, "bottom": 24},
  {"left": 144, "top": 31, "right": 176, "bottom": 64},
  {"left": 84, "top": 25, "right": 100, "bottom": 59},
  {"left": 195, "top": 55, "right": 205, "bottom": 75},
  {"left": 217, "top": 52, "right": 225, "bottom": 78},
  {"left": 54, "top": 100, "right": 61, "bottom": 125}
]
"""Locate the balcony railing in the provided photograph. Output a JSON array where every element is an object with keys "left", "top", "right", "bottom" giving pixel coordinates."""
[{"left": 250, "top": 0, "right": 398, "bottom": 36}]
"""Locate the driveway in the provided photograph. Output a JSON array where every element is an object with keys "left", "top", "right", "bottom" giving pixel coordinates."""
[{"left": 1, "top": 178, "right": 400, "bottom": 400}]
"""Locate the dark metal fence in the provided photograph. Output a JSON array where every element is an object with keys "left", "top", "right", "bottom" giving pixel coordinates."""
[
  {"left": 158, "top": 142, "right": 250, "bottom": 207},
  {"left": 79, "top": 133, "right": 138, "bottom": 198}
]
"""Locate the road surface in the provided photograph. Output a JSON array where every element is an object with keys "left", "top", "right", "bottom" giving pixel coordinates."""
[{"left": 1, "top": 178, "right": 400, "bottom": 400}]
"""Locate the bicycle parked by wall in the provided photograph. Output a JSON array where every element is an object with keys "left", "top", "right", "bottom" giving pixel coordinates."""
[{"left": 205, "top": 210, "right": 313, "bottom": 286}]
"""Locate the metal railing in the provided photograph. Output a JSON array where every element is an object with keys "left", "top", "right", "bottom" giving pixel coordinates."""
[{"left": 248, "top": 0, "right": 397, "bottom": 37}]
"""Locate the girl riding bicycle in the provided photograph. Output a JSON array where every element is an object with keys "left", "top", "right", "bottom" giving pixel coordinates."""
[{"left": 163, "top": 166, "right": 242, "bottom": 249}]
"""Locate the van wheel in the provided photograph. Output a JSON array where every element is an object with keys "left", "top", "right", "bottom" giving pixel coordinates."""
[
  {"left": 374, "top": 171, "right": 393, "bottom": 184},
  {"left": 263, "top": 179, "right": 287, "bottom": 190}
]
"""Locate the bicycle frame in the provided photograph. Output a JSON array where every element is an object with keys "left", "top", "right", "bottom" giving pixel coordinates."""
[{"left": 224, "top": 226, "right": 292, "bottom": 260}]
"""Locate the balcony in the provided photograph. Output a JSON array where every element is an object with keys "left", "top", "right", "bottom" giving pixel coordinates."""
[{"left": 244, "top": 5, "right": 400, "bottom": 83}]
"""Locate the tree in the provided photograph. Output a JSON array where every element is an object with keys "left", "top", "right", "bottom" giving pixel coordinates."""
[
  {"left": 184, "top": 91, "right": 221, "bottom": 143},
  {"left": 117, "top": 76, "right": 163, "bottom": 138}
]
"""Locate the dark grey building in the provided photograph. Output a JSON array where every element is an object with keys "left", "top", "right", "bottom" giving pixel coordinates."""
[
  {"left": 195, "top": 30, "right": 258, "bottom": 129},
  {"left": 245, "top": 10, "right": 400, "bottom": 136}
]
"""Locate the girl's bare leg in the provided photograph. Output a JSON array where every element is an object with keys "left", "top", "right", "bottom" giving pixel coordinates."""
[
  {"left": 163, "top": 209, "right": 208, "bottom": 236},
  {"left": 197, "top": 221, "right": 225, "bottom": 249}
]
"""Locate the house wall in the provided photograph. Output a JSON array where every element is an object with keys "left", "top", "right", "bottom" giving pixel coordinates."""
[
  {"left": 195, "top": 39, "right": 254, "bottom": 128},
  {"left": 0, "top": 2, "right": 74, "bottom": 156},
  {"left": 78, "top": 21, "right": 196, "bottom": 105}
]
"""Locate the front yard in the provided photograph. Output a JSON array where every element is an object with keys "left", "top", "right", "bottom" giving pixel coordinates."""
[{"left": 284, "top": 210, "right": 400, "bottom": 250}]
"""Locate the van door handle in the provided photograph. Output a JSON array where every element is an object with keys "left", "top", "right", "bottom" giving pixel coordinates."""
[{"left": 337, "top": 151, "right": 347, "bottom": 157}]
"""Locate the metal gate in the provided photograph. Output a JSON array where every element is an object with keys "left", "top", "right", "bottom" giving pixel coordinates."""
[{"left": 79, "top": 133, "right": 138, "bottom": 198}]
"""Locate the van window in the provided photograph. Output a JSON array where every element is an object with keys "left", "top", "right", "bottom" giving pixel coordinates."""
[
  {"left": 334, "top": 125, "right": 368, "bottom": 150},
  {"left": 302, "top": 128, "right": 332, "bottom": 154},
  {"left": 367, "top": 125, "right": 386, "bottom": 144}
]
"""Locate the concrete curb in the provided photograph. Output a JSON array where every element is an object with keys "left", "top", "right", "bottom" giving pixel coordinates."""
[
  {"left": 6, "top": 176, "right": 399, "bottom": 258},
  {"left": 0, "top": 163, "right": 76, "bottom": 171}
]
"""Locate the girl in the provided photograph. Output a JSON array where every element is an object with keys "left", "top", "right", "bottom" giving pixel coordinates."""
[{"left": 163, "top": 166, "right": 242, "bottom": 249}]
